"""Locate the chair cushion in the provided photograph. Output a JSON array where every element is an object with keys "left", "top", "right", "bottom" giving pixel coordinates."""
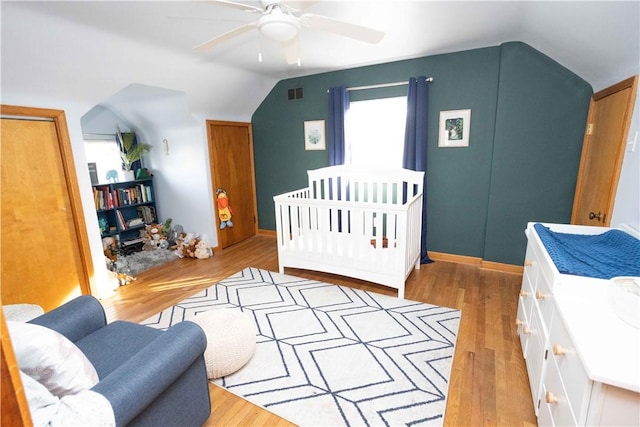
[
  {"left": 75, "top": 320, "right": 162, "bottom": 378},
  {"left": 7, "top": 321, "right": 99, "bottom": 397}
]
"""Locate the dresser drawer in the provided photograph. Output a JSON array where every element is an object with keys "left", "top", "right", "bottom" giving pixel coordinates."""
[
  {"left": 528, "top": 225, "right": 558, "bottom": 292},
  {"left": 525, "top": 235, "right": 554, "bottom": 331},
  {"left": 525, "top": 308, "right": 547, "bottom": 412},
  {"left": 548, "top": 311, "right": 591, "bottom": 421},
  {"left": 535, "top": 269, "right": 555, "bottom": 332},
  {"left": 541, "top": 357, "right": 577, "bottom": 426},
  {"left": 520, "top": 257, "right": 535, "bottom": 322},
  {"left": 516, "top": 297, "right": 531, "bottom": 356},
  {"left": 523, "top": 242, "right": 539, "bottom": 296}
]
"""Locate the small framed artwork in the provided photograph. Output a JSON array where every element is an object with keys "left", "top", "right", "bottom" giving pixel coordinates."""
[
  {"left": 438, "top": 109, "right": 471, "bottom": 148},
  {"left": 304, "top": 120, "right": 326, "bottom": 151}
]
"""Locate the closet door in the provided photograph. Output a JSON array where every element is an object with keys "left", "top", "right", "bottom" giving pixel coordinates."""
[
  {"left": 207, "top": 120, "right": 258, "bottom": 249},
  {"left": 1, "top": 106, "right": 93, "bottom": 311}
]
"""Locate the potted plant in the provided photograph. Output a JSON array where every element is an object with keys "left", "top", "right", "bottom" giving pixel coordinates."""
[{"left": 116, "top": 127, "right": 151, "bottom": 181}]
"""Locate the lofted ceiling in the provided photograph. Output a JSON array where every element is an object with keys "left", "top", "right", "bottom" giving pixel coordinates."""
[{"left": 1, "top": 1, "right": 639, "bottom": 118}]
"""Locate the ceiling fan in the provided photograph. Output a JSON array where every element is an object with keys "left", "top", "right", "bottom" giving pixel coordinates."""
[{"left": 193, "top": 0, "right": 385, "bottom": 64}]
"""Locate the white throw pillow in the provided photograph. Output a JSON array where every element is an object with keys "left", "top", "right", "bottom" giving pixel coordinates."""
[
  {"left": 20, "top": 372, "right": 59, "bottom": 427},
  {"left": 21, "top": 372, "right": 115, "bottom": 427},
  {"left": 7, "top": 321, "right": 99, "bottom": 397}
]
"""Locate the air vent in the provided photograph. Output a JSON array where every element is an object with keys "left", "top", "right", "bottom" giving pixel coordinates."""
[{"left": 287, "top": 87, "right": 303, "bottom": 100}]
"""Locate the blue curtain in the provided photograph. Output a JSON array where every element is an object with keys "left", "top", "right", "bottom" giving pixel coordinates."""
[
  {"left": 327, "top": 86, "right": 349, "bottom": 166},
  {"left": 403, "top": 76, "right": 432, "bottom": 264}
]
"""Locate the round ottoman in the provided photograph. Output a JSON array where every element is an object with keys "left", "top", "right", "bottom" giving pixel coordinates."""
[{"left": 192, "top": 309, "right": 256, "bottom": 379}]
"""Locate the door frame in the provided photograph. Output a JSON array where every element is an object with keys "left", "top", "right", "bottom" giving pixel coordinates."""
[
  {"left": 571, "top": 75, "right": 638, "bottom": 226},
  {"left": 1, "top": 105, "right": 94, "bottom": 296},
  {"left": 206, "top": 120, "right": 258, "bottom": 250}
]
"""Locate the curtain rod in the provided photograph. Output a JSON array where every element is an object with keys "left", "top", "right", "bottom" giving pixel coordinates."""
[
  {"left": 326, "top": 77, "right": 433, "bottom": 93},
  {"left": 83, "top": 133, "right": 117, "bottom": 141},
  {"left": 348, "top": 77, "right": 433, "bottom": 92}
]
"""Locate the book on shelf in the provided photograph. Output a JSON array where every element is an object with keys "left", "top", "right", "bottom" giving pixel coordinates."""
[
  {"left": 136, "top": 206, "right": 156, "bottom": 224},
  {"left": 93, "top": 187, "right": 116, "bottom": 210},
  {"left": 116, "top": 210, "right": 127, "bottom": 230}
]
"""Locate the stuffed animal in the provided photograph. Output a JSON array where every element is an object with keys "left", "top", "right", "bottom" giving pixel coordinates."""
[
  {"left": 194, "top": 240, "right": 212, "bottom": 259},
  {"left": 216, "top": 188, "right": 233, "bottom": 229},
  {"left": 102, "top": 236, "right": 118, "bottom": 264},
  {"left": 116, "top": 272, "right": 136, "bottom": 286},
  {"left": 161, "top": 218, "right": 173, "bottom": 236},
  {"left": 142, "top": 223, "right": 167, "bottom": 250},
  {"left": 175, "top": 233, "right": 198, "bottom": 258}
]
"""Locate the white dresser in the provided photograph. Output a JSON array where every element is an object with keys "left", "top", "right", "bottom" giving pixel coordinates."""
[{"left": 516, "top": 222, "right": 640, "bottom": 426}]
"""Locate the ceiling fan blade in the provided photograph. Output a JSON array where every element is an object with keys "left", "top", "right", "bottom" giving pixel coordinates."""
[
  {"left": 193, "top": 22, "right": 258, "bottom": 51},
  {"left": 300, "top": 13, "right": 385, "bottom": 44},
  {"left": 282, "top": 37, "right": 301, "bottom": 65},
  {"left": 208, "top": 0, "right": 263, "bottom": 13},
  {"left": 284, "top": 1, "right": 319, "bottom": 12}
]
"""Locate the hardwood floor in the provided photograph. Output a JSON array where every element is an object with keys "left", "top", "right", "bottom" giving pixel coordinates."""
[{"left": 100, "top": 235, "right": 537, "bottom": 426}]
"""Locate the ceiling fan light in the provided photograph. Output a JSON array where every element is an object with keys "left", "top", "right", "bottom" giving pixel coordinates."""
[{"left": 258, "top": 9, "right": 299, "bottom": 42}]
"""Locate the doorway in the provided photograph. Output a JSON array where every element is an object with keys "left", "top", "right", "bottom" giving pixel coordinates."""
[
  {"left": 571, "top": 75, "right": 638, "bottom": 226},
  {"left": 207, "top": 120, "right": 258, "bottom": 249}
]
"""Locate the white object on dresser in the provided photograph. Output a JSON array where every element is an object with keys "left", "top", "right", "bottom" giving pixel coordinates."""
[{"left": 516, "top": 222, "right": 640, "bottom": 426}]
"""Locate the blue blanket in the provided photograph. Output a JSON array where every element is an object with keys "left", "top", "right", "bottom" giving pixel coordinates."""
[{"left": 534, "top": 223, "right": 640, "bottom": 279}]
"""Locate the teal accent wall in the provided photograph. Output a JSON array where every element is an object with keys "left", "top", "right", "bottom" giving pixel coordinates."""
[
  {"left": 252, "top": 42, "right": 592, "bottom": 265},
  {"left": 483, "top": 42, "right": 593, "bottom": 264}
]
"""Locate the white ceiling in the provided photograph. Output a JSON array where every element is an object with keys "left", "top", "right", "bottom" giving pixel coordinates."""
[{"left": 2, "top": 1, "right": 639, "bottom": 118}]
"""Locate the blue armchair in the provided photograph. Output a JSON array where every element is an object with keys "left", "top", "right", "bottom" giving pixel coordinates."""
[{"left": 29, "top": 295, "right": 211, "bottom": 426}]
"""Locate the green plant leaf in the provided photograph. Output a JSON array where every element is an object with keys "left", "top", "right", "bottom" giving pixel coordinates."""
[{"left": 116, "top": 127, "right": 151, "bottom": 170}]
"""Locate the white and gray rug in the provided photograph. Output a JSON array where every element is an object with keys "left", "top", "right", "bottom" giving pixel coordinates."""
[{"left": 141, "top": 267, "right": 461, "bottom": 426}]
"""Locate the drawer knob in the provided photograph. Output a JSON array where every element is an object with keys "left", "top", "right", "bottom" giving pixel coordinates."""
[
  {"left": 553, "top": 344, "right": 568, "bottom": 356},
  {"left": 524, "top": 260, "right": 533, "bottom": 267},
  {"left": 523, "top": 326, "right": 531, "bottom": 335},
  {"left": 545, "top": 391, "right": 559, "bottom": 404},
  {"left": 535, "top": 291, "right": 546, "bottom": 300},
  {"left": 519, "top": 289, "right": 529, "bottom": 297},
  {"left": 515, "top": 319, "right": 523, "bottom": 327}
]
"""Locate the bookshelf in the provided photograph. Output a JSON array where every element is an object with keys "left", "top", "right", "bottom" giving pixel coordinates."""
[{"left": 93, "top": 178, "right": 158, "bottom": 252}]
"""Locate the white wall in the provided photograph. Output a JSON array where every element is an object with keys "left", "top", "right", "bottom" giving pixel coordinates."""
[{"left": 101, "top": 84, "right": 218, "bottom": 247}]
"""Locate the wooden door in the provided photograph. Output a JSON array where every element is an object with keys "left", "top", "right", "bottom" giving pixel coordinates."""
[
  {"left": 207, "top": 120, "right": 257, "bottom": 249},
  {"left": 1, "top": 304, "right": 32, "bottom": 427},
  {"left": 571, "top": 76, "right": 637, "bottom": 226},
  {"left": 1, "top": 106, "right": 93, "bottom": 311}
]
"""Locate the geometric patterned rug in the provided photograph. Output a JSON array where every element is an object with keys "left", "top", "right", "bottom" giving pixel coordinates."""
[{"left": 141, "top": 267, "right": 461, "bottom": 426}]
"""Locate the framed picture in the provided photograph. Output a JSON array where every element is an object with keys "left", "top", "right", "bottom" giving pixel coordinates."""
[
  {"left": 304, "top": 120, "right": 326, "bottom": 151},
  {"left": 438, "top": 109, "right": 471, "bottom": 148}
]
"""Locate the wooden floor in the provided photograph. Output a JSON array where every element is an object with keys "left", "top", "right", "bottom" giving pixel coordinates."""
[{"left": 100, "top": 234, "right": 537, "bottom": 426}]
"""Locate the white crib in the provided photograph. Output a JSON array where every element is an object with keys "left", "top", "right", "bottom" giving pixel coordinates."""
[{"left": 273, "top": 166, "right": 424, "bottom": 298}]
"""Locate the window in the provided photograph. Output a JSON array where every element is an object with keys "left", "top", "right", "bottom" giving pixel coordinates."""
[
  {"left": 346, "top": 96, "right": 407, "bottom": 167},
  {"left": 84, "top": 138, "right": 124, "bottom": 184}
]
